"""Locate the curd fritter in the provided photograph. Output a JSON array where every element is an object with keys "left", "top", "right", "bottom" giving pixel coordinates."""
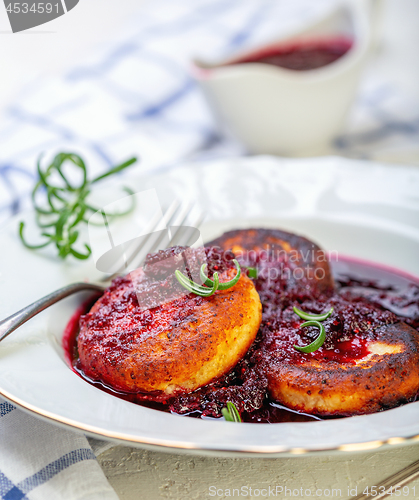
[
  {"left": 209, "top": 227, "right": 334, "bottom": 295},
  {"left": 260, "top": 299, "right": 419, "bottom": 416},
  {"left": 76, "top": 228, "right": 419, "bottom": 419},
  {"left": 206, "top": 228, "right": 419, "bottom": 417},
  {"left": 78, "top": 246, "right": 262, "bottom": 399}
]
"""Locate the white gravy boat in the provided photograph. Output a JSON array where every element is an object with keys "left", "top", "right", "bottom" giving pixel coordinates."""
[{"left": 193, "top": 0, "right": 374, "bottom": 156}]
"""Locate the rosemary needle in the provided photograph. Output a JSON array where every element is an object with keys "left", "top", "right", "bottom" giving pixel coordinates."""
[
  {"left": 293, "top": 306, "right": 333, "bottom": 321},
  {"left": 294, "top": 320, "right": 326, "bottom": 353},
  {"left": 221, "top": 402, "right": 242, "bottom": 422},
  {"left": 175, "top": 260, "right": 241, "bottom": 297},
  {"left": 19, "top": 152, "right": 137, "bottom": 260}
]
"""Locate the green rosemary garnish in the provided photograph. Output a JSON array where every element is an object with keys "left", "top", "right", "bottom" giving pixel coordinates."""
[
  {"left": 200, "top": 259, "right": 241, "bottom": 290},
  {"left": 294, "top": 320, "right": 326, "bottom": 353},
  {"left": 247, "top": 267, "right": 258, "bottom": 279},
  {"left": 175, "top": 267, "right": 219, "bottom": 297},
  {"left": 19, "top": 152, "right": 137, "bottom": 260},
  {"left": 293, "top": 306, "right": 334, "bottom": 321},
  {"left": 175, "top": 259, "right": 241, "bottom": 297},
  {"left": 293, "top": 306, "right": 333, "bottom": 352},
  {"left": 221, "top": 402, "right": 242, "bottom": 422}
]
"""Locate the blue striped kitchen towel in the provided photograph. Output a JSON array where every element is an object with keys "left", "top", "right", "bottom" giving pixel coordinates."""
[
  {"left": 0, "top": 399, "right": 117, "bottom": 499},
  {"left": 1, "top": 0, "right": 418, "bottom": 226}
]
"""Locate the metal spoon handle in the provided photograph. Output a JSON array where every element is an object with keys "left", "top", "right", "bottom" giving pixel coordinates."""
[
  {"left": 0, "top": 283, "right": 103, "bottom": 342},
  {"left": 351, "top": 458, "right": 419, "bottom": 499}
]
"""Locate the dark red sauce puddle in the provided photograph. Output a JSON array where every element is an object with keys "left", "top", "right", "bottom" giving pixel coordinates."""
[
  {"left": 63, "top": 295, "right": 100, "bottom": 368},
  {"left": 230, "top": 36, "right": 353, "bottom": 71},
  {"left": 64, "top": 257, "right": 419, "bottom": 423}
]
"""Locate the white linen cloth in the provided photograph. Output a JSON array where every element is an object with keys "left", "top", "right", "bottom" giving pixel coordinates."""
[
  {"left": 0, "top": 401, "right": 117, "bottom": 500},
  {"left": 0, "top": 0, "right": 418, "bottom": 498}
]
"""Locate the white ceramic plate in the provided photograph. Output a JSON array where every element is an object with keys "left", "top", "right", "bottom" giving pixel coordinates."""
[{"left": 1, "top": 155, "right": 419, "bottom": 457}]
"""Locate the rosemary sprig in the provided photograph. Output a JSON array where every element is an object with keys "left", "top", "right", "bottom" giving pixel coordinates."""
[
  {"left": 175, "top": 268, "right": 219, "bottom": 297},
  {"left": 19, "top": 152, "right": 137, "bottom": 260},
  {"left": 175, "top": 260, "right": 241, "bottom": 297},
  {"left": 247, "top": 267, "right": 258, "bottom": 279},
  {"left": 293, "top": 306, "right": 333, "bottom": 353},
  {"left": 294, "top": 320, "right": 326, "bottom": 353},
  {"left": 200, "top": 259, "right": 241, "bottom": 290},
  {"left": 221, "top": 402, "right": 242, "bottom": 422},
  {"left": 293, "top": 306, "right": 333, "bottom": 321}
]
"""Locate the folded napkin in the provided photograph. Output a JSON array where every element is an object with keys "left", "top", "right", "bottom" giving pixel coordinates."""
[
  {"left": 0, "top": 399, "right": 117, "bottom": 500},
  {"left": 0, "top": 0, "right": 418, "bottom": 498}
]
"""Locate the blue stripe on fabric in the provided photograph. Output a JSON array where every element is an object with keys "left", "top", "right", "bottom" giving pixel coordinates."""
[
  {"left": 139, "top": 0, "right": 239, "bottom": 40},
  {"left": 0, "top": 169, "right": 22, "bottom": 215},
  {"left": 7, "top": 107, "right": 76, "bottom": 141},
  {"left": 66, "top": 42, "right": 139, "bottom": 81},
  {"left": 335, "top": 119, "right": 419, "bottom": 149},
  {"left": 152, "top": 115, "right": 212, "bottom": 135},
  {"left": 0, "top": 449, "right": 95, "bottom": 499},
  {"left": 97, "top": 79, "right": 147, "bottom": 105},
  {"left": 66, "top": 0, "right": 238, "bottom": 82},
  {"left": 0, "top": 472, "right": 23, "bottom": 500},
  {"left": 48, "top": 95, "right": 90, "bottom": 117},
  {"left": 137, "top": 50, "right": 186, "bottom": 79},
  {"left": 5, "top": 108, "right": 115, "bottom": 168},
  {"left": 17, "top": 449, "right": 96, "bottom": 494},
  {"left": 0, "top": 137, "right": 58, "bottom": 163},
  {"left": 89, "top": 143, "right": 113, "bottom": 166},
  {"left": 226, "top": 1, "right": 274, "bottom": 48},
  {"left": 0, "top": 198, "right": 20, "bottom": 212},
  {"left": 359, "top": 85, "right": 395, "bottom": 109},
  {"left": 126, "top": 80, "right": 195, "bottom": 120},
  {"left": 92, "top": 46, "right": 195, "bottom": 110},
  {"left": 3, "top": 486, "right": 26, "bottom": 500},
  {"left": 0, "top": 401, "right": 15, "bottom": 418},
  {"left": 0, "top": 164, "right": 38, "bottom": 216},
  {"left": 0, "top": 164, "right": 36, "bottom": 179}
]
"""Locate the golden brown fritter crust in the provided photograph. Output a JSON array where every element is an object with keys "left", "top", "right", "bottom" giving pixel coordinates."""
[
  {"left": 77, "top": 228, "right": 419, "bottom": 418},
  {"left": 208, "top": 227, "right": 334, "bottom": 295},
  {"left": 208, "top": 228, "right": 419, "bottom": 416},
  {"left": 77, "top": 249, "right": 262, "bottom": 400},
  {"left": 267, "top": 322, "right": 419, "bottom": 415}
]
